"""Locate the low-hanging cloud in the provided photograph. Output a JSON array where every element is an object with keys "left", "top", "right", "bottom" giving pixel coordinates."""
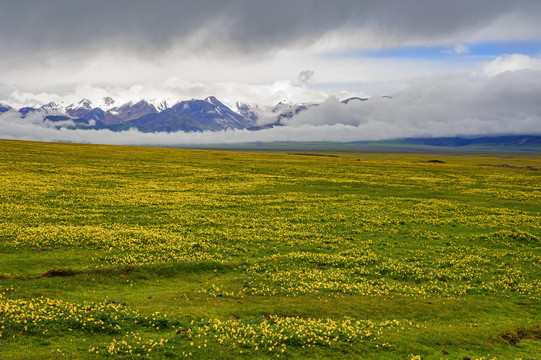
[
  {"left": 297, "top": 70, "right": 315, "bottom": 86},
  {"left": 286, "top": 69, "right": 541, "bottom": 137},
  {"left": 3, "top": 79, "right": 329, "bottom": 109},
  {"left": 1, "top": 66, "right": 540, "bottom": 145}
]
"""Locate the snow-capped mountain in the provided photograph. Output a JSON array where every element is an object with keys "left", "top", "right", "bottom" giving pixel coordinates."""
[
  {"left": 41, "top": 102, "right": 66, "bottom": 115},
  {"left": 66, "top": 99, "right": 93, "bottom": 118},
  {"left": 14, "top": 101, "right": 69, "bottom": 119},
  {"left": 109, "top": 100, "right": 158, "bottom": 122},
  {"left": 0, "top": 104, "right": 12, "bottom": 113},
  {"left": 102, "top": 96, "right": 115, "bottom": 108},
  {"left": 124, "top": 96, "right": 254, "bottom": 132},
  {"left": 174, "top": 96, "right": 255, "bottom": 130},
  {"left": 6, "top": 96, "right": 261, "bottom": 132},
  {"left": 271, "top": 101, "right": 314, "bottom": 121},
  {"left": 155, "top": 99, "right": 168, "bottom": 112},
  {"left": 235, "top": 102, "right": 259, "bottom": 124},
  {"left": 2, "top": 95, "right": 372, "bottom": 132},
  {"left": 63, "top": 98, "right": 159, "bottom": 125}
]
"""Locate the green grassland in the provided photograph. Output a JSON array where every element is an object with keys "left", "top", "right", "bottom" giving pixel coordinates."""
[{"left": 0, "top": 139, "right": 540, "bottom": 359}]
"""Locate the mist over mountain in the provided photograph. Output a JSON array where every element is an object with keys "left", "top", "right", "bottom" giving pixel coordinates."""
[
  {"left": 2, "top": 95, "right": 312, "bottom": 133},
  {"left": 1, "top": 66, "right": 541, "bottom": 147},
  {"left": 0, "top": 104, "right": 12, "bottom": 113}
]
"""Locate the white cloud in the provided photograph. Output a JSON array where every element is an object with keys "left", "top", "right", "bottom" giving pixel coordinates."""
[
  {"left": 1, "top": 48, "right": 471, "bottom": 109},
  {"left": 287, "top": 69, "right": 541, "bottom": 138},
  {"left": 2, "top": 80, "right": 329, "bottom": 109},
  {"left": 482, "top": 54, "right": 541, "bottom": 76},
  {"left": 0, "top": 46, "right": 512, "bottom": 116},
  {"left": 1, "top": 1, "right": 541, "bottom": 107},
  {"left": 441, "top": 43, "right": 469, "bottom": 54},
  {"left": 297, "top": 70, "right": 315, "bottom": 86},
  {"left": 1, "top": 67, "right": 540, "bottom": 146}
]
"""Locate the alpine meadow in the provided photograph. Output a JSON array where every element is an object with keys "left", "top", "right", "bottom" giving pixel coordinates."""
[
  {"left": 3, "top": 1, "right": 541, "bottom": 359},
  {"left": 0, "top": 139, "right": 539, "bottom": 359}
]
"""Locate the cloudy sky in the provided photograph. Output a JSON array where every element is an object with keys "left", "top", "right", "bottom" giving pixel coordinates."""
[{"left": 1, "top": 0, "right": 541, "bottom": 144}]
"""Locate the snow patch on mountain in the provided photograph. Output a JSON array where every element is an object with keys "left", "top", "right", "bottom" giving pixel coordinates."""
[
  {"left": 41, "top": 102, "right": 66, "bottom": 115},
  {"left": 67, "top": 99, "right": 93, "bottom": 111}
]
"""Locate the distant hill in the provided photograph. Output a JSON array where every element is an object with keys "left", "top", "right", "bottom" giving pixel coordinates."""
[
  {"left": 182, "top": 136, "right": 541, "bottom": 152},
  {"left": 402, "top": 136, "right": 541, "bottom": 148}
]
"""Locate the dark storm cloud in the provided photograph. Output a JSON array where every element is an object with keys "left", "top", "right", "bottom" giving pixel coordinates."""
[{"left": 1, "top": 0, "right": 540, "bottom": 63}]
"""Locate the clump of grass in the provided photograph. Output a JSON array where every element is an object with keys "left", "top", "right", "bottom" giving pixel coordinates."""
[{"left": 39, "top": 268, "right": 78, "bottom": 278}]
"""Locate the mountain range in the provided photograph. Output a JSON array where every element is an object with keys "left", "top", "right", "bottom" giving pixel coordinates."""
[
  {"left": 0, "top": 95, "right": 374, "bottom": 133},
  {"left": 1, "top": 97, "right": 539, "bottom": 150},
  {"left": 0, "top": 96, "right": 330, "bottom": 132}
]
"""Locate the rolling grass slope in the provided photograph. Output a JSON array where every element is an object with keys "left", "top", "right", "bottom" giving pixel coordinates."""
[{"left": 0, "top": 139, "right": 540, "bottom": 359}]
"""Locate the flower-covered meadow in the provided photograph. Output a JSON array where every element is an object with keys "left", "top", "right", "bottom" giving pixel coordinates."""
[{"left": 0, "top": 140, "right": 539, "bottom": 359}]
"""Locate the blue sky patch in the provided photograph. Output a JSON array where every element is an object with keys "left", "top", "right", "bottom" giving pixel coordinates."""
[{"left": 328, "top": 40, "right": 541, "bottom": 60}]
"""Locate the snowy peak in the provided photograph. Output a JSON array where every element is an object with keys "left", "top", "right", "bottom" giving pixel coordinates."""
[
  {"left": 3, "top": 95, "right": 324, "bottom": 133},
  {"left": 271, "top": 101, "right": 292, "bottom": 113},
  {"left": 155, "top": 99, "right": 168, "bottom": 112},
  {"left": 109, "top": 100, "right": 157, "bottom": 122},
  {"left": 113, "top": 101, "right": 133, "bottom": 113},
  {"left": 70, "top": 99, "right": 92, "bottom": 110},
  {"left": 65, "top": 99, "right": 94, "bottom": 118},
  {"left": 13, "top": 102, "right": 67, "bottom": 117},
  {"left": 204, "top": 96, "right": 223, "bottom": 106},
  {"left": 235, "top": 102, "right": 259, "bottom": 124},
  {"left": 103, "top": 97, "right": 115, "bottom": 107},
  {"left": 66, "top": 99, "right": 93, "bottom": 118},
  {"left": 41, "top": 102, "right": 66, "bottom": 115},
  {"left": 0, "top": 103, "right": 13, "bottom": 113},
  {"left": 93, "top": 97, "right": 117, "bottom": 111}
]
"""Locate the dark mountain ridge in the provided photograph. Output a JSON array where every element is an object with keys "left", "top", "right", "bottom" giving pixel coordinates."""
[{"left": 402, "top": 135, "right": 541, "bottom": 147}]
